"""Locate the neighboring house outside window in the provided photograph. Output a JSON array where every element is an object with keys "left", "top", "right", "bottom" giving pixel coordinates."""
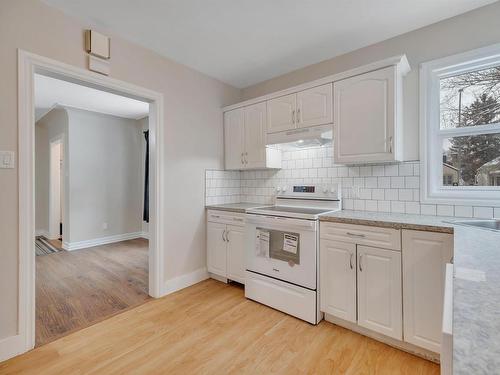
[{"left": 420, "top": 44, "right": 500, "bottom": 206}]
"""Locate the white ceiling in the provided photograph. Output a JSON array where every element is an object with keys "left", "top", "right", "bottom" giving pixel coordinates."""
[
  {"left": 42, "top": 0, "right": 496, "bottom": 88},
  {"left": 35, "top": 74, "right": 149, "bottom": 121}
]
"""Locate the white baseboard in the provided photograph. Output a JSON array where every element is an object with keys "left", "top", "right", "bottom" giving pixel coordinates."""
[
  {"left": 162, "top": 267, "right": 209, "bottom": 296},
  {"left": 0, "top": 334, "right": 24, "bottom": 363},
  {"left": 62, "top": 231, "right": 145, "bottom": 251},
  {"left": 35, "top": 229, "right": 49, "bottom": 238},
  {"left": 139, "top": 231, "right": 149, "bottom": 239}
]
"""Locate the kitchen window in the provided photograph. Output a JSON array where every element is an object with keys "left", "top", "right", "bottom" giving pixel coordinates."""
[{"left": 420, "top": 44, "right": 500, "bottom": 206}]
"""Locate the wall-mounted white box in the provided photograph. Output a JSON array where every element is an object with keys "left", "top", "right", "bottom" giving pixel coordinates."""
[
  {"left": 0, "top": 151, "right": 15, "bottom": 169},
  {"left": 85, "top": 30, "right": 110, "bottom": 59}
]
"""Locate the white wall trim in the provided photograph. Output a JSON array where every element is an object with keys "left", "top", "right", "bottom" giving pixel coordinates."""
[
  {"left": 62, "top": 232, "right": 147, "bottom": 251},
  {"left": 17, "top": 49, "right": 165, "bottom": 360},
  {"left": 0, "top": 335, "right": 24, "bottom": 363},
  {"left": 35, "top": 229, "right": 50, "bottom": 238},
  {"left": 140, "top": 231, "right": 149, "bottom": 239},
  {"left": 162, "top": 267, "right": 209, "bottom": 296}
]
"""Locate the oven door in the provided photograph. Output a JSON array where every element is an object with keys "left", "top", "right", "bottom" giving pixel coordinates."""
[{"left": 245, "top": 213, "right": 317, "bottom": 290}]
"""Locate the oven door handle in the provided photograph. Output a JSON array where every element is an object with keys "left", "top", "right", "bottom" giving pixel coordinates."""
[{"left": 245, "top": 214, "right": 315, "bottom": 230}]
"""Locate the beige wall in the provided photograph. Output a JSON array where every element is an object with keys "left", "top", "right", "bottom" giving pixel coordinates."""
[
  {"left": 0, "top": 0, "right": 240, "bottom": 340},
  {"left": 241, "top": 1, "right": 500, "bottom": 161}
]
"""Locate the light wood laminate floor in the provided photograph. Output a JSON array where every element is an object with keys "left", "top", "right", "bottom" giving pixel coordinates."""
[
  {"left": 2, "top": 279, "right": 439, "bottom": 374},
  {"left": 35, "top": 238, "right": 150, "bottom": 346}
]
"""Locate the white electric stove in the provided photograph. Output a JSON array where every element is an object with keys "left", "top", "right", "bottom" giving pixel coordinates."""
[{"left": 244, "top": 184, "right": 341, "bottom": 324}]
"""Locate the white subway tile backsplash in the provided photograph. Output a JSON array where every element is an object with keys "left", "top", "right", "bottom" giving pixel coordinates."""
[{"left": 206, "top": 146, "right": 498, "bottom": 218}]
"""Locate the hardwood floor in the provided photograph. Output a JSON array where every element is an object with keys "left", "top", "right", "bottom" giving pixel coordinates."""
[
  {"left": 2, "top": 279, "right": 439, "bottom": 374},
  {"left": 35, "top": 238, "right": 150, "bottom": 346}
]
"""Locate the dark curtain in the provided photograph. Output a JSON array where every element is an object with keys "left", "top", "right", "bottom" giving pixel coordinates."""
[{"left": 143, "top": 130, "right": 149, "bottom": 223}]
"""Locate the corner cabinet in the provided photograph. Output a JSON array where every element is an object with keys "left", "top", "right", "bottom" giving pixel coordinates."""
[
  {"left": 206, "top": 210, "right": 246, "bottom": 284},
  {"left": 333, "top": 57, "right": 410, "bottom": 164},
  {"left": 224, "top": 102, "right": 281, "bottom": 170}
]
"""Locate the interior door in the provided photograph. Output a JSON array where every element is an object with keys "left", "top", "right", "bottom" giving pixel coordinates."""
[
  {"left": 333, "top": 66, "right": 395, "bottom": 163},
  {"left": 266, "top": 94, "right": 296, "bottom": 133},
  {"left": 207, "top": 222, "right": 227, "bottom": 277},
  {"left": 226, "top": 225, "right": 245, "bottom": 284},
  {"left": 297, "top": 84, "right": 332, "bottom": 128},
  {"left": 244, "top": 102, "right": 267, "bottom": 169},
  {"left": 224, "top": 108, "right": 245, "bottom": 170},
  {"left": 357, "top": 245, "right": 402, "bottom": 340},
  {"left": 320, "top": 239, "right": 356, "bottom": 322}
]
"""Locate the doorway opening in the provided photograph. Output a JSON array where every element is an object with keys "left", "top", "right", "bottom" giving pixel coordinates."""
[{"left": 18, "top": 50, "right": 164, "bottom": 352}]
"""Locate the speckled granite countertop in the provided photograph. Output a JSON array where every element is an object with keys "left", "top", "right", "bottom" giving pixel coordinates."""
[
  {"left": 319, "top": 210, "right": 455, "bottom": 233},
  {"left": 205, "top": 202, "right": 264, "bottom": 213},
  {"left": 453, "top": 225, "right": 500, "bottom": 374}
]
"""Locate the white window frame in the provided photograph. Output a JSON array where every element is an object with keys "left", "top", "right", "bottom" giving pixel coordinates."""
[{"left": 420, "top": 43, "right": 500, "bottom": 206}]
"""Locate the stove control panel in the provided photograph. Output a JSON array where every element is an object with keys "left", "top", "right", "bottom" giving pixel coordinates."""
[{"left": 275, "top": 184, "right": 340, "bottom": 199}]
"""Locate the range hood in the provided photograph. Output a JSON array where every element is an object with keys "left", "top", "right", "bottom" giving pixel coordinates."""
[{"left": 266, "top": 124, "right": 333, "bottom": 149}]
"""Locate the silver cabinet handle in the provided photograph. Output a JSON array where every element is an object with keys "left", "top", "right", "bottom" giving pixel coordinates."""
[
  {"left": 211, "top": 214, "right": 220, "bottom": 219},
  {"left": 292, "top": 109, "right": 295, "bottom": 124},
  {"left": 359, "top": 254, "right": 363, "bottom": 272},
  {"left": 244, "top": 152, "right": 248, "bottom": 164},
  {"left": 297, "top": 108, "right": 301, "bottom": 124},
  {"left": 349, "top": 252, "right": 353, "bottom": 270},
  {"left": 388, "top": 136, "right": 393, "bottom": 153},
  {"left": 241, "top": 152, "right": 244, "bottom": 165},
  {"left": 346, "top": 232, "right": 365, "bottom": 238},
  {"left": 225, "top": 230, "right": 230, "bottom": 242}
]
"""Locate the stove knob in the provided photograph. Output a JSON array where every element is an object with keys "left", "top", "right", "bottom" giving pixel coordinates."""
[
  {"left": 276, "top": 186, "right": 281, "bottom": 193},
  {"left": 323, "top": 187, "right": 328, "bottom": 193},
  {"left": 282, "top": 186, "right": 287, "bottom": 192}
]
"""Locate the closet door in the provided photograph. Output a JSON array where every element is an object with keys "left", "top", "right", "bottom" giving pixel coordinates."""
[{"left": 297, "top": 84, "right": 332, "bottom": 128}]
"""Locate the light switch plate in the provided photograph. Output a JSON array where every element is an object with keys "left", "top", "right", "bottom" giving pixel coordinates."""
[{"left": 0, "top": 151, "right": 15, "bottom": 169}]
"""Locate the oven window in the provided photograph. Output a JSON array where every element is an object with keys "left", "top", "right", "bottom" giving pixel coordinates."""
[{"left": 256, "top": 228, "right": 300, "bottom": 265}]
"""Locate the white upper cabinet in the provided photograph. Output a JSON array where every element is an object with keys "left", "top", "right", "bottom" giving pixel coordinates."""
[
  {"left": 224, "top": 103, "right": 281, "bottom": 170},
  {"left": 333, "top": 57, "right": 409, "bottom": 164},
  {"left": 267, "top": 94, "right": 296, "bottom": 133},
  {"left": 244, "top": 102, "right": 267, "bottom": 168},
  {"left": 320, "top": 239, "right": 356, "bottom": 323},
  {"left": 402, "top": 230, "right": 453, "bottom": 353},
  {"left": 224, "top": 108, "right": 245, "bottom": 170},
  {"left": 266, "top": 83, "right": 333, "bottom": 134},
  {"left": 297, "top": 84, "right": 332, "bottom": 129},
  {"left": 357, "top": 245, "right": 402, "bottom": 340}
]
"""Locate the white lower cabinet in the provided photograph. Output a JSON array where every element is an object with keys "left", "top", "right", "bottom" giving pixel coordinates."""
[
  {"left": 357, "top": 245, "right": 402, "bottom": 340},
  {"left": 320, "top": 222, "right": 453, "bottom": 354},
  {"left": 206, "top": 211, "right": 246, "bottom": 284},
  {"left": 207, "top": 221, "right": 227, "bottom": 276},
  {"left": 320, "top": 239, "right": 356, "bottom": 323},
  {"left": 402, "top": 230, "right": 453, "bottom": 353},
  {"left": 226, "top": 225, "right": 245, "bottom": 284}
]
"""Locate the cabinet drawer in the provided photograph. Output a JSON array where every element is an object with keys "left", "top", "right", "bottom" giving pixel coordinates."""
[
  {"left": 207, "top": 210, "right": 245, "bottom": 227},
  {"left": 320, "top": 222, "right": 401, "bottom": 251}
]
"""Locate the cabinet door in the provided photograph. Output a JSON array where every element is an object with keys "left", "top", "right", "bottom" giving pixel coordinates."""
[
  {"left": 267, "top": 94, "right": 296, "bottom": 133},
  {"left": 357, "top": 245, "right": 402, "bottom": 340},
  {"left": 207, "top": 222, "right": 227, "bottom": 277},
  {"left": 226, "top": 225, "right": 245, "bottom": 284},
  {"left": 333, "top": 66, "right": 395, "bottom": 164},
  {"left": 320, "top": 239, "right": 356, "bottom": 322},
  {"left": 402, "top": 230, "right": 453, "bottom": 353},
  {"left": 224, "top": 109, "right": 245, "bottom": 170},
  {"left": 297, "top": 83, "right": 332, "bottom": 128},
  {"left": 244, "top": 102, "right": 267, "bottom": 169}
]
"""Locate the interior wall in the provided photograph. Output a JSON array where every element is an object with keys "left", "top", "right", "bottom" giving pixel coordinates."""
[
  {"left": 35, "top": 108, "right": 69, "bottom": 238},
  {"left": 241, "top": 1, "right": 500, "bottom": 161},
  {"left": 0, "top": 0, "right": 241, "bottom": 341},
  {"left": 65, "top": 108, "right": 144, "bottom": 244}
]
